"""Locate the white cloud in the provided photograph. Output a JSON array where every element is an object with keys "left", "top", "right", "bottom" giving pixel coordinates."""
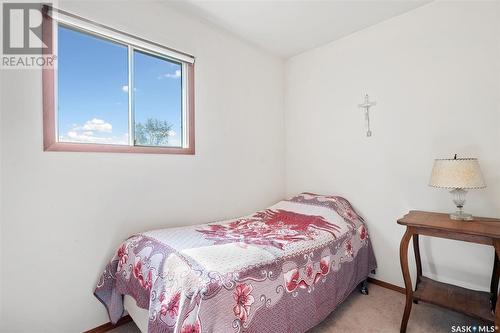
[
  {"left": 81, "top": 118, "right": 112, "bottom": 133},
  {"left": 61, "top": 131, "right": 128, "bottom": 145},
  {"left": 168, "top": 130, "right": 176, "bottom": 137},
  {"left": 122, "top": 85, "right": 137, "bottom": 92},
  {"left": 160, "top": 69, "right": 181, "bottom": 79},
  {"left": 60, "top": 119, "right": 127, "bottom": 145}
]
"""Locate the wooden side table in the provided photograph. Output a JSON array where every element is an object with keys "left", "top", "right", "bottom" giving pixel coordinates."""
[{"left": 398, "top": 210, "right": 500, "bottom": 333}]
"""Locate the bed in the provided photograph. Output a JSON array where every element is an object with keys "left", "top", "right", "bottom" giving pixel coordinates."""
[{"left": 94, "top": 193, "right": 377, "bottom": 333}]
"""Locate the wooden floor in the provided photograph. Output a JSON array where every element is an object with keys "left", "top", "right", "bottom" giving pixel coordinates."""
[{"left": 110, "top": 283, "right": 488, "bottom": 333}]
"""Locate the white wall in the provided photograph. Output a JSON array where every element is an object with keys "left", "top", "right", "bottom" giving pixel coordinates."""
[
  {"left": 285, "top": 1, "right": 500, "bottom": 291},
  {"left": 0, "top": 2, "right": 4, "bottom": 326},
  {"left": 0, "top": 1, "right": 285, "bottom": 332},
  {"left": 0, "top": 39, "right": 3, "bottom": 329}
]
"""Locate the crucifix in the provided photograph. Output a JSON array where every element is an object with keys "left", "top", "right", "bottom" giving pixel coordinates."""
[{"left": 358, "top": 94, "right": 376, "bottom": 137}]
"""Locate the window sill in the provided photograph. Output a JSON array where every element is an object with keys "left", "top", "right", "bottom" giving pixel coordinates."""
[{"left": 44, "top": 142, "right": 195, "bottom": 155}]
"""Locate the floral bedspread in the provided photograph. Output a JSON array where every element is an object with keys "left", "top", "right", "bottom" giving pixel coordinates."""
[{"left": 94, "top": 193, "right": 377, "bottom": 333}]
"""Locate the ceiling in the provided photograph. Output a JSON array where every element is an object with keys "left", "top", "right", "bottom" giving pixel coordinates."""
[{"left": 170, "top": 0, "right": 430, "bottom": 58}]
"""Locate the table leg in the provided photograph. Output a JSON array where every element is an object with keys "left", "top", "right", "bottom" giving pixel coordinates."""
[
  {"left": 490, "top": 249, "right": 499, "bottom": 312},
  {"left": 494, "top": 239, "right": 500, "bottom": 329},
  {"left": 413, "top": 234, "right": 422, "bottom": 298},
  {"left": 400, "top": 228, "right": 414, "bottom": 333}
]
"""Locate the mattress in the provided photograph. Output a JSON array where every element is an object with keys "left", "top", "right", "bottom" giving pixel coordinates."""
[
  {"left": 95, "top": 193, "right": 377, "bottom": 333},
  {"left": 124, "top": 294, "right": 148, "bottom": 333}
]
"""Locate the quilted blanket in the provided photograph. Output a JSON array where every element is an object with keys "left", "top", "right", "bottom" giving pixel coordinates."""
[{"left": 94, "top": 193, "right": 377, "bottom": 333}]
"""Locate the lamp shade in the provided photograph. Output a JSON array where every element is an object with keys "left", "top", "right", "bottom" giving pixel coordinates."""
[{"left": 429, "top": 158, "right": 486, "bottom": 189}]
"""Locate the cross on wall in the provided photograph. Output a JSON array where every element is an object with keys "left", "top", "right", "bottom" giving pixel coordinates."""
[{"left": 358, "top": 94, "right": 376, "bottom": 137}]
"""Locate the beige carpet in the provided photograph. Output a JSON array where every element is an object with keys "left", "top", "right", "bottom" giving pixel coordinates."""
[{"left": 110, "top": 283, "right": 486, "bottom": 333}]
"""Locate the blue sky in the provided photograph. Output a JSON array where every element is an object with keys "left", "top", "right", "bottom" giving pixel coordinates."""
[{"left": 57, "top": 25, "right": 182, "bottom": 146}]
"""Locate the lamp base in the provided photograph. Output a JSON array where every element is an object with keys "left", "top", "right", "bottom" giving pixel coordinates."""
[
  {"left": 450, "top": 211, "right": 473, "bottom": 221},
  {"left": 449, "top": 188, "right": 474, "bottom": 221}
]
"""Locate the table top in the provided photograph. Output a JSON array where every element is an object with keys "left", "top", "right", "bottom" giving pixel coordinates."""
[{"left": 398, "top": 210, "right": 500, "bottom": 239}]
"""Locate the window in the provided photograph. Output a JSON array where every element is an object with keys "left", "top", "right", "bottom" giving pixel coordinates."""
[
  {"left": 133, "top": 50, "right": 183, "bottom": 147},
  {"left": 58, "top": 26, "right": 129, "bottom": 146},
  {"left": 43, "top": 8, "right": 195, "bottom": 154}
]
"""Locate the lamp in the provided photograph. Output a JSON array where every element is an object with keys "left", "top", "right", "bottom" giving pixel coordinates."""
[{"left": 429, "top": 155, "right": 486, "bottom": 221}]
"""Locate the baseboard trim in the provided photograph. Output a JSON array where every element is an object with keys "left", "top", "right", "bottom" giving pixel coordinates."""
[
  {"left": 84, "top": 315, "right": 132, "bottom": 333},
  {"left": 84, "top": 278, "right": 403, "bottom": 332},
  {"left": 368, "top": 277, "right": 406, "bottom": 294}
]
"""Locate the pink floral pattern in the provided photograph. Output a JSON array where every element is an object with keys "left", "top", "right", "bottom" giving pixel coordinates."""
[
  {"left": 160, "top": 292, "right": 181, "bottom": 318},
  {"left": 233, "top": 283, "right": 255, "bottom": 323},
  {"left": 286, "top": 270, "right": 301, "bottom": 292},
  {"left": 117, "top": 243, "right": 128, "bottom": 271},
  {"left": 358, "top": 225, "right": 367, "bottom": 241},
  {"left": 306, "top": 264, "right": 314, "bottom": 279},
  {"left": 197, "top": 209, "right": 341, "bottom": 249},
  {"left": 284, "top": 256, "right": 331, "bottom": 292},
  {"left": 345, "top": 239, "right": 353, "bottom": 257},
  {"left": 180, "top": 323, "right": 201, "bottom": 333},
  {"left": 319, "top": 258, "right": 329, "bottom": 274},
  {"left": 133, "top": 259, "right": 153, "bottom": 290}
]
